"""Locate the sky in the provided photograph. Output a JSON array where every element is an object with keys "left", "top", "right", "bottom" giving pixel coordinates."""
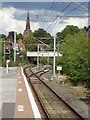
[{"left": 0, "top": 1, "right": 89, "bottom": 36}]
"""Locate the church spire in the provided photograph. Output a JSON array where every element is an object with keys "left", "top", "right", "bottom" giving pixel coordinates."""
[
  {"left": 26, "top": 11, "right": 30, "bottom": 30},
  {"left": 27, "top": 11, "right": 29, "bottom": 19},
  {"left": 23, "top": 11, "right": 31, "bottom": 38}
]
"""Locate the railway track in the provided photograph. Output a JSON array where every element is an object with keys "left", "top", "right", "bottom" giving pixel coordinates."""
[{"left": 24, "top": 66, "right": 85, "bottom": 120}]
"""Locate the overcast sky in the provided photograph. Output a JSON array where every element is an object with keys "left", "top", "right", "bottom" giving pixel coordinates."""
[{"left": 0, "top": 1, "right": 89, "bottom": 36}]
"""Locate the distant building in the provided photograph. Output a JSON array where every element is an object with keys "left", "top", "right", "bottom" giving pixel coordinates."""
[
  {"left": 23, "top": 12, "right": 31, "bottom": 38},
  {"left": 18, "top": 39, "right": 25, "bottom": 51}
]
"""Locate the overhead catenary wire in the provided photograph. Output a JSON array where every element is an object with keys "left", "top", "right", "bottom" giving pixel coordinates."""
[
  {"left": 63, "top": 2, "right": 87, "bottom": 17},
  {"left": 42, "top": 2, "right": 58, "bottom": 28},
  {"left": 34, "top": 2, "right": 88, "bottom": 18},
  {"left": 28, "top": 0, "right": 88, "bottom": 23},
  {"left": 41, "top": 0, "right": 58, "bottom": 28},
  {"left": 30, "top": 1, "right": 88, "bottom": 23},
  {"left": 45, "top": 1, "right": 74, "bottom": 32},
  {"left": 40, "top": 0, "right": 56, "bottom": 27},
  {"left": 50, "top": 2, "right": 86, "bottom": 31},
  {"left": 47, "top": 2, "right": 87, "bottom": 32},
  {"left": 74, "top": 1, "right": 88, "bottom": 11}
]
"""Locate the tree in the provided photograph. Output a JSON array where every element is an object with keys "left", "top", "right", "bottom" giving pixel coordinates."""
[
  {"left": 16, "top": 33, "right": 23, "bottom": 40},
  {"left": 56, "top": 25, "right": 80, "bottom": 39},
  {"left": 59, "top": 30, "right": 88, "bottom": 86},
  {"left": 0, "top": 34, "right": 6, "bottom": 39},
  {"left": 33, "top": 28, "right": 52, "bottom": 38},
  {"left": 24, "top": 36, "right": 37, "bottom": 51},
  {"left": 33, "top": 28, "right": 53, "bottom": 46}
]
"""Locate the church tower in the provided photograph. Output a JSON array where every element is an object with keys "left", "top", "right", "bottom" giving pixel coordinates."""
[{"left": 23, "top": 12, "right": 31, "bottom": 38}]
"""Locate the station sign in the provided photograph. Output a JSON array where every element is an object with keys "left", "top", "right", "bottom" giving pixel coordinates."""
[
  {"left": 27, "top": 51, "right": 62, "bottom": 57},
  {"left": 57, "top": 66, "right": 62, "bottom": 71}
]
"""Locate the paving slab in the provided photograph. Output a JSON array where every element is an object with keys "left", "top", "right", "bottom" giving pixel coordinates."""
[{"left": 2, "top": 103, "right": 15, "bottom": 118}]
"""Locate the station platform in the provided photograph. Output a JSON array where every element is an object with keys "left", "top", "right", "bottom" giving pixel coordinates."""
[
  {"left": 1, "top": 66, "right": 88, "bottom": 119},
  {"left": 1, "top": 67, "right": 41, "bottom": 119}
]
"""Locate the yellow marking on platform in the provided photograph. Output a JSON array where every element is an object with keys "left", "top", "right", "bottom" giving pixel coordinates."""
[
  {"left": 18, "top": 88, "right": 22, "bottom": 92},
  {"left": 18, "top": 81, "right": 21, "bottom": 84}
]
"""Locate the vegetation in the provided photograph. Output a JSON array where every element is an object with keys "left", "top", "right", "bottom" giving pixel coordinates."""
[
  {"left": 88, "top": 34, "right": 90, "bottom": 88},
  {"left": 24, "top": 37, "right": 37, "bottom": 51},
  {"left": 0, "top": 34, "right": 6, "bottom": 39},
  {"left": 33, "top": 28, "right": 52, "bottom": 38},
  {"left": 0, "top": 40, "right": 2, "bottom": 66},
  {"left": 16, "top": 33, "right": 23, "bottom": 40},
  {"left": 58, "top": 30, "right": 88, "bottom": 86},
  {"left": 56, "top": 25, "right": 80, "bottom": 40}
]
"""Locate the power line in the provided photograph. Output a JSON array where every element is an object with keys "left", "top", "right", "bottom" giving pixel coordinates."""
[
  {"left": 40, "top": 1, "right": 56, "bottom": 27},
  {"left": 40, "top": 0, "right": 58, "bottom": 28},
  {"left": 47, "top": 2, "right": 86, "bottom": 32},
  {"left": 45, "top": 1, "right": 74, "bottom": 31},
  {"left": 59, "top": 15, "right": 89, "bottom": 17},
  {"left": 30, "top": 1, "right": 88, "bottom": 22},
  {"left": 42, "top": 2, "right": 58, "bottom": 28},
  {"left": 74, "top": 2, "right": 88, "bottom": 11},
  {"left": 63, "top": 2, "right": 86, "bottom": 17}
]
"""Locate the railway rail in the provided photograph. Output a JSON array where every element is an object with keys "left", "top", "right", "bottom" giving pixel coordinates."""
[{"left": 23, "top": 66, "right": 86, "bottom": 120}]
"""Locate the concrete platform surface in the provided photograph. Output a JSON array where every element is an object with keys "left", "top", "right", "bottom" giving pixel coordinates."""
[
  {"left": 2, "top": 67, "right": 18, "bottom": 103},
  {"left": 0, "top": 67, "right": 18, "bottom": 118}
]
